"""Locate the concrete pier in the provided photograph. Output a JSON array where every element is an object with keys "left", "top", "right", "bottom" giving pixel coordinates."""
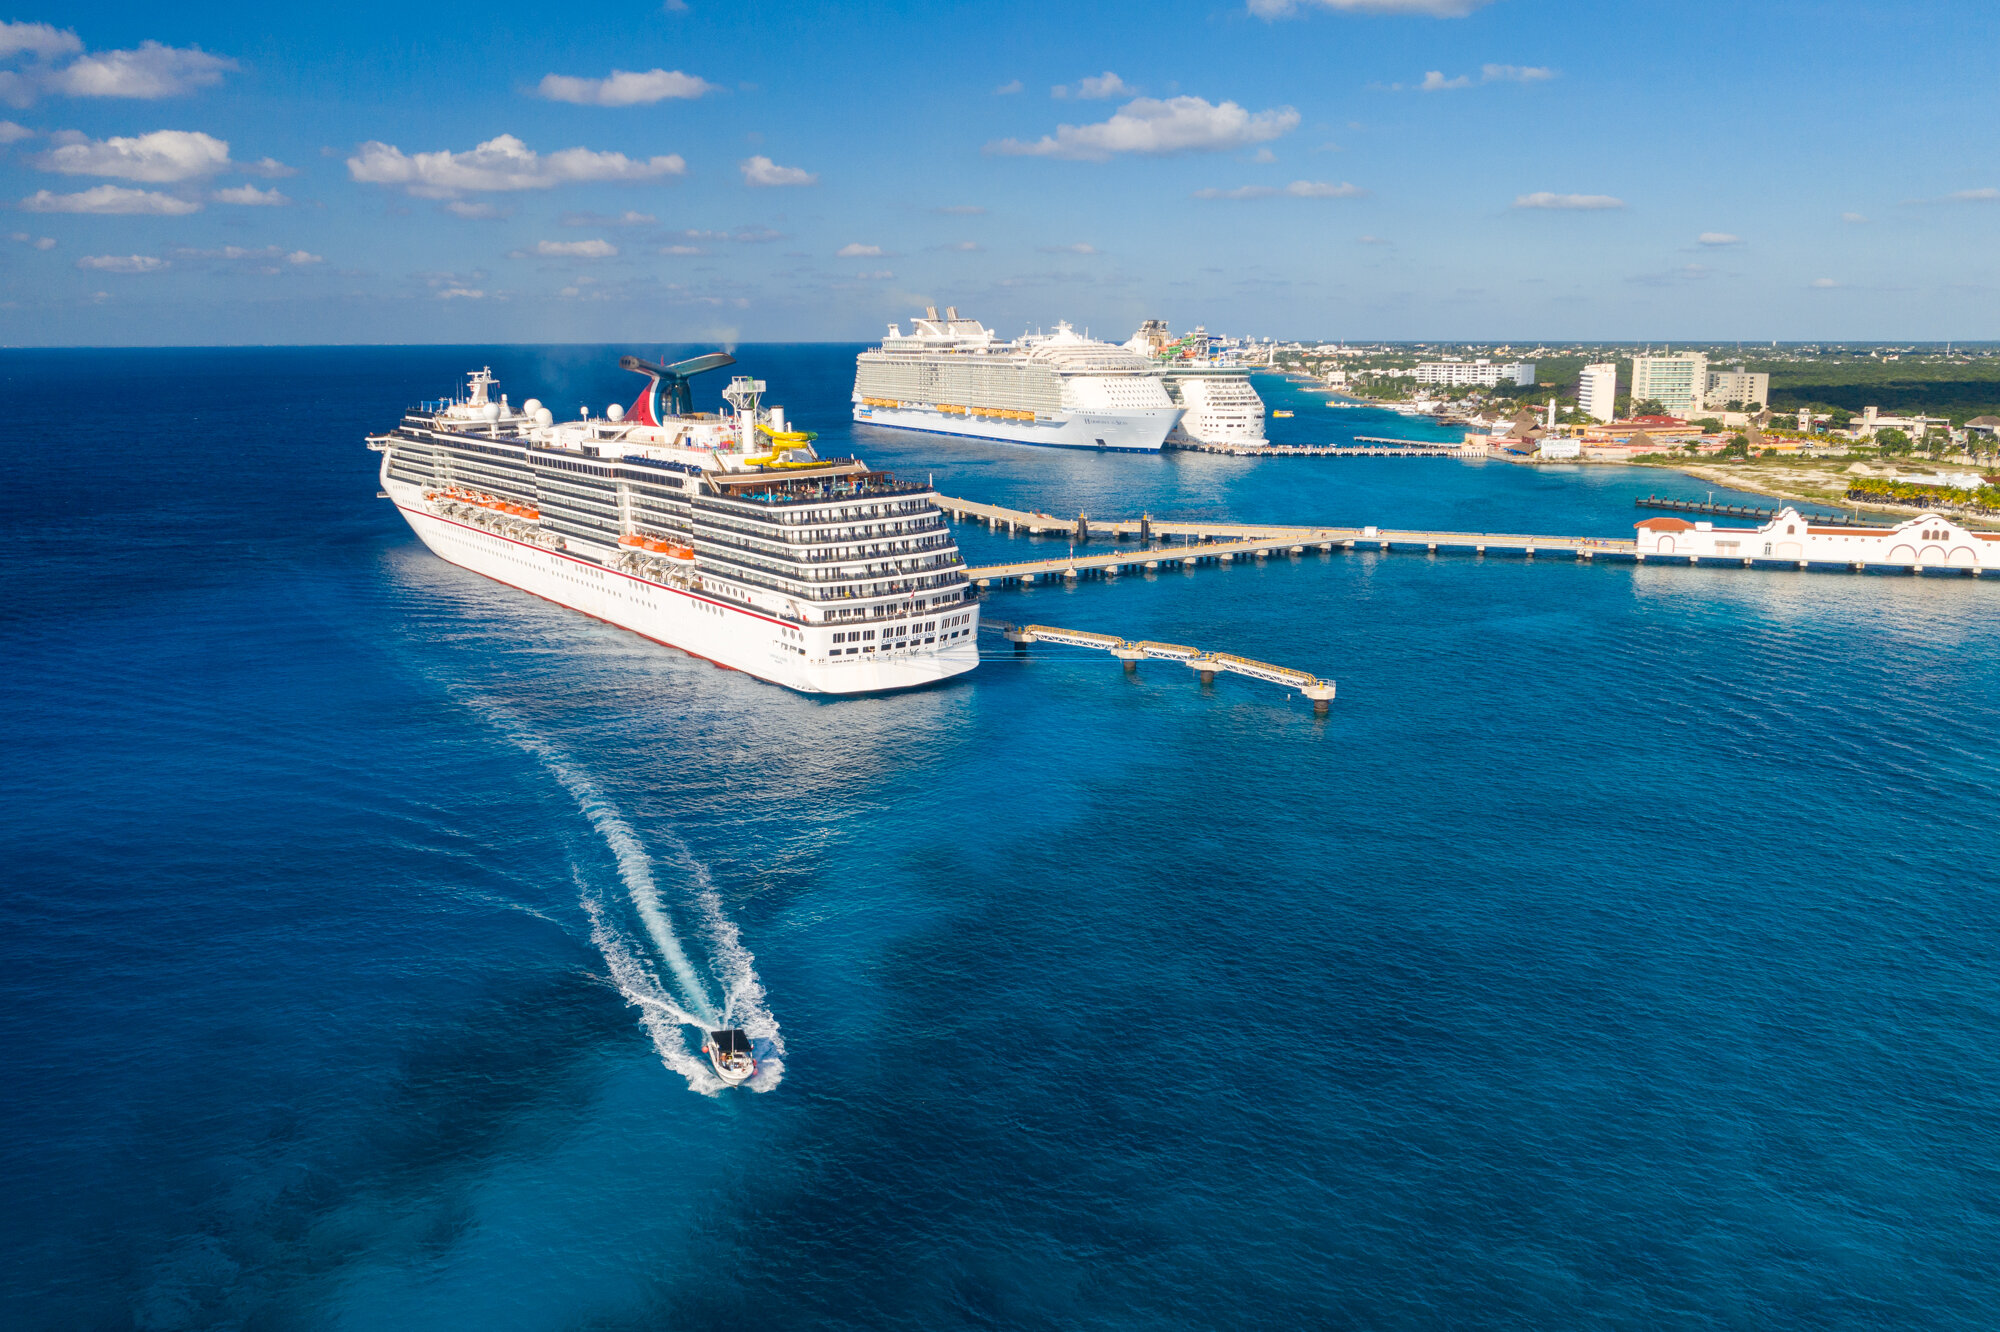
[{"left": 986, "top": 621, "right": 1335, "bottom": 712}]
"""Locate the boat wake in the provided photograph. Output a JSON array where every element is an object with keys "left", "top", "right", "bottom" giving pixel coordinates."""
[{"left": 470, "top": 701, "right": 784, "bottom": 1095}]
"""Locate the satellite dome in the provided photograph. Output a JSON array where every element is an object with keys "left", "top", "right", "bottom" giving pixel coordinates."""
[
  {"left": 481, "top": 402, "right": 502, "bottom": 421},
  {"left": 521, "top": 398, "right": 543, "bottom": 416},
  {"left": 533, "top": 407, "right": 554, "bottom": 427},
  {"left": 606, "top": 402, "right": 624, "bottom": 422}
]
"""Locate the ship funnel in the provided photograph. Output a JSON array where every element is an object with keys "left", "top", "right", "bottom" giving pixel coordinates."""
[
  {"left": 946, "top": 306, "right": 958, "bottom": 320},
  {"left": 618, "top": 350, "right": 736, "bottom": 425},
  {"left": 925, "top": 305, "right": 939, "bottom": 320}
]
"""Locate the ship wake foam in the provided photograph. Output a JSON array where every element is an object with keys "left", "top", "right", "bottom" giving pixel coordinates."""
[{"left": 468, "top": 700, "right": 784, "bottom": 1095}]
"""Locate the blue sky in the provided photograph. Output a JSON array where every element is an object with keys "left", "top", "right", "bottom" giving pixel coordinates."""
[{"left": 1, "top": 0, "right": 1996, "bottom": 345}]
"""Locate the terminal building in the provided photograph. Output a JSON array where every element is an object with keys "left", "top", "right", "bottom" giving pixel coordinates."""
[
  {"left": 1634, "top": 507, "right": 2000, "bottom": 570},
  {"left": 1413, "top": 359, "right": 1535, "bottom": 388}
]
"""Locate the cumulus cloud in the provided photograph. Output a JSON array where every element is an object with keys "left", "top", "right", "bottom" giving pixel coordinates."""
[
  {"left": 35, "top": 128, "right": 232, "bottom": 181},
  {"left": 519, "top": 238, "right": 618, "bottom": 258},
  {"left": 1039, "top": 242, "right": 1098, "bottom": 254},
  {"left": 42, "top": 42, "right": 236, "bottom": 100},
  {"left": 20, "top": 183, "right": 199, "bottom": 213},
  {"left": 0, "top": 118, "right": 32, "bottom": 143},
  {"left": 535, "top": 68, "right": 717, "bottom": 105},
  {"left": 740, "top": 154, "right": 815, "bottom": 186},
  {"left": 560, "top": 209, "right": 655, "bottom": 226},
  {"left": 1513, "top": 191, "right": 1624, "bottom": 210},
  {"left": 76, "top": 253, "right": 166, "bottom": 272},
  {"left": 1947, "top": 187, "right": 1998, "bottom": 201},
  {"left": 1194, "top": 179, "right": 1366, "bottom": 199},
  {"left": 8, "top": 230, "right": 56, "bottom": 248},
  {"left": 1419, "top": 71, "right": 1471, "bottom": 91},
  {"left": 0, "top": 21, "right": 81, "bottom": 61},
  {"left": 1251, "top": 0, "right": 1493, "bottom": 15},
  {"left": 661, "top": 244, "right": 703, "bottom": 254},
  {"left": 169, "top": 244, "right": 321, "bottom": 271},
  {"left": 1697, "top": 231, "right": 1741, "bottom": 246},
  {"left": 214, "top": 184, "right": 289, "bottom": 205},
  {"left": 436, "top": 287, "right": 484, "bottom": 300},
  {"left": 836, "top": 242, "right": 883, "bottom": 257},
  {"left": 347, "top": 134, "right": 685, "bottom": 196},
  {"left": 1482, "top": 64, "right": 1554, "bottom": 83},
  {"left": 987, "top": 95, "right": 1299, "bottom": 160},
  {"left": 993, "top": 79, "right": 1023, "bottom": 95},
  {"left": 1054, "top": 71, "right": 1134, "bottom": 100}
]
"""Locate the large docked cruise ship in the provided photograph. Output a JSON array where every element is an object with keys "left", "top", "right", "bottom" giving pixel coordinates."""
[
  {"left": 1126, "top": 320, "right": 1267, "bottom": 448},
  {"left": 852, "top": 307, "right": 1181, "bottom": 451},
  {"left": 370, "top": 356, "right": 978, "bottom": 695}
]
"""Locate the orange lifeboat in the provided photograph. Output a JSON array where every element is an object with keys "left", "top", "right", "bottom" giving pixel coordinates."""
[{"left": 620, "top": 534, "right": 696, "bottom": 560}]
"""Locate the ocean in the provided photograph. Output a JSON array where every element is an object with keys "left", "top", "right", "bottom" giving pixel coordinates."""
[{"left": 4, "top": 345, "right": 1997, "bottom": 1329}]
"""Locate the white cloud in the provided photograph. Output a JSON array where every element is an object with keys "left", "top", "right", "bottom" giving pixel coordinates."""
[
  {"left": 1841, "top": 211, "right": 1869, "bottom": 224},
  {"left": 836, "top": 242, "right": 883, "bottom": 257},
  {"left": 242, "top": 156, "right": 295, "bottom": 178},
  {"left": 993, "top": 79, "right": 1023, "bottom": 95},
  {"left": 535, "top": 68, "right": 717, "bottom": 105},
  {"left": 76, "top": 253, "right": 166, "bottom": 272},
  {"left": 1810, "top": 277, "right": 1842, "bottom": 288},
  {"left": 436, "top": 287, "right": 484, "bottom": 299},
  {"left": 522, "top": 238, "right": 618, "bottom": 258},
  {"left": 20, "top": 183, "right": 199, "bottom": 213},
  {"left": 1697, "top": 231, "right": 1741, "bottom": 246},
  {"left": 170, "top": 244, "right": 321, "bottom": 269},
  {"left": 1947, "top": 187, "right": 1998, "bottom": 201},
  {"left": 214, "top": 184, "right": 289, "bottom": 205},
  {"left": 1195, "top": 179, "right": 1366, "bottom": 199},
  {"left": 1055, "top": 71, "right": 1135, "bottom": 100},
  {"left": 674, "top": 226, "right": 783, "bottom": 244},
  {"left": 560, "top": 209, "right": 654, "bottom": 226},
  {"left": 36, "top": 128, "right": 232, "bottom": 181},
  {"left": 1357, "top": 234, "right": 1389, "bottom": 244},
  {"left": 348, "top": 134, "right": 685, "bottom": 196},
  {"left": 1251, "top": 0, "right": 1493, "bottom": 16},
  {"left": 0, "top": 119, "right": 32, "bottom": 143},
  {"left": 1419, "top": 71, "right": 1471, "bottom": 91},
  {"left": 944, "top": 240, "right": 980, "bottom": 251},
  {"left": 661, "top": 244, "right": 704, "bottom": 254},
  {"left": 45, "top": 42, "right": 237, "bottom": 99},
  {"left": 740, "top": 154, "right": 815, "bottom": 186},
  {"left": 1481, "top": 64, "right": 1554, "bottom": 83},
  {"left": 0, "top": 21, "right": 80, "bottom": 60},
  {"left": 987, "top": 95, "right": 1299, "bottom": 160},
  {"left": 445, "top": 200, "right": 507, "bottom": 218},
  {"left": 1513, "top": 191, "right": 1623, "bottom": 210},
  {"left": 8, "top": 231, "right": 56, "bottom": 249},
  {"left": 1040, "top": 242, "right": 1098, "bottom": 254},
  {"left": 1250, "top": 147, "right": 1276, "bottom": 163}
]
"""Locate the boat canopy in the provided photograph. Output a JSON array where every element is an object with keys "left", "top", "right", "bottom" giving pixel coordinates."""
[{"left": 710, "top": 1029, "right": 752, "bottom": 1055}]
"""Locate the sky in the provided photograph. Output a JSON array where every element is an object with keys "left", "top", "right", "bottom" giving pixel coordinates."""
[{"left": 1, "top": 0, "right": 1996, "bottom": 346}]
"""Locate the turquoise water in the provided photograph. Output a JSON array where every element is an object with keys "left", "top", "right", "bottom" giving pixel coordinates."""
[{"left": 4, "top": 346, "right": 1998, "bottom": 1329}]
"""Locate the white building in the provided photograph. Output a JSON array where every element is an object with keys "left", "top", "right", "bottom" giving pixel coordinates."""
[
  {"left": 1630, "top": 352, "right": 1708, "bottom": 416},
  {"left": 1577, "top": 363, "right": 1618, "bottom": 423},
  {"left": 1413, "top": 359, "right": 1535, "bottom": 388},
  {"left": 1705, "top": 366, "right": 1769, "bottom": 410},
  {"left": 1634, "top": 507, "right": 2000, "bottom": 570}
]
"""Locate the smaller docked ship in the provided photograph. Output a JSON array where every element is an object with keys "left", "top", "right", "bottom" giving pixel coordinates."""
[{"left": 1125, "top": 320, "right": 1268, "bottom": 447}]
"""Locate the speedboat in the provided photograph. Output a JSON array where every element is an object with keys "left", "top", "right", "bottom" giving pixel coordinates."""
[{"left": 703, "top": 1028, "right": 756, "bottom": 1086}]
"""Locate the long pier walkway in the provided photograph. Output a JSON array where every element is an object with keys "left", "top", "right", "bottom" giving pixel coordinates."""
[{"left": 983, "top": 620, "right": 1337, "bottom": 713}]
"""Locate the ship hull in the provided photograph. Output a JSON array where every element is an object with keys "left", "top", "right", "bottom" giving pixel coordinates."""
[
  {"left": 852, "top": 401, "right": 1177, "bottom": 452},
  {"left": 388, "top": 482, "right": 978, "bottom": 696}
]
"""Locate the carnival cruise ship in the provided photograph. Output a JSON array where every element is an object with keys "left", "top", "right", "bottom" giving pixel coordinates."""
[
  {"left": 369, "top": 356, "right": 978, "bottom": 695},
  {"left": 1125, "top": 320, "right": 1267, "bottom": 447},
  {"left": 852, "top": 307, "right": 1181, "bottom": 451}
]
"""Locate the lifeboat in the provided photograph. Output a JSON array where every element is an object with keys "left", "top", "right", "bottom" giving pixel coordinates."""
[{"left": 619, "top": 533, "right": 696, "bottom": 560}]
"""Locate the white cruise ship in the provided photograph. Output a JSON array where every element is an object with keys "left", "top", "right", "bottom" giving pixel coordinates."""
[
  {"left": 852, "top": 307, "right": 1180, "bottom": 451},
  {"left": 370, "top": 356, "right": 978, "bottom": 695},
  {"left": 1125, "top": 320, "right": 1267, "bottom": 447}
]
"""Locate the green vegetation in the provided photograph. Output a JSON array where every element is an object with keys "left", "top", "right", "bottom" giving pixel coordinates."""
[
  {"left": 1847, "top": 477, "right": 2000, "bottom": 514},
  {"left": 1763, "top": 359, "right": 2000, "bottom": 423}
]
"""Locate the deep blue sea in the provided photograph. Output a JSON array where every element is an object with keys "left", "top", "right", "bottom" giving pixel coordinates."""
[{"left": 5, "top": 346, "right": 1998, "bottom": 1330}]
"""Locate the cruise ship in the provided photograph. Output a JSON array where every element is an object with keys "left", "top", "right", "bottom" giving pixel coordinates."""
[
  {"left": 852, "top": 307, "right": 1181, "bottom": 451},
  {"left": 1126, "top": 320, "right": 1267, "bottom": 447},
  {"left": 369, "top": 356, "right": 979, "bottom": 695}
]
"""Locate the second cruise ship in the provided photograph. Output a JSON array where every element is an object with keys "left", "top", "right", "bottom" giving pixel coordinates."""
[{"left": 853, "top": 307, "right": 1181, "bottom": 451}]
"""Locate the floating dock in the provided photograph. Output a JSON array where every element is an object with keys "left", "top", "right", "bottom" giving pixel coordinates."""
[
  {"left": 985, "top": 621, "right": 1337, "bottom": 713},
  {"left": 1635, "top": 494, "right": 1870, "bottom": 525}
]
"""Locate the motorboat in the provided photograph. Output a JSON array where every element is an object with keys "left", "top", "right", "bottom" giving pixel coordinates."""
[{"left": 703, "top": 1028, "right": 756, "bottom": 1085}]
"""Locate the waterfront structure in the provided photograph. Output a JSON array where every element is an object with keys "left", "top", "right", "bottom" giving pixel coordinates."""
[
  {"left": 1124, "top": 319, "right": 1267, "bottom": 446},
  {"left": 1413, "top": 360, "right": 1536, "bottom": 388},
  {"left": 1577, "top": 363, "right": 1619, "bottom": 423},
  {"left": 1634, "top": 508, "right": 2000, "bottom": 569},
  {"left": 852, "top": 307, "right": 1181, "bottom": 452},
  {"left": 1705, "top": 366, "right": 1770, "bottom": 410},
  {"left": 1630, "top": 352, "right": 1709, "bottom": 415},
  {"left": 372, "top": 361, "right": 979, "bottom": 695}
]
